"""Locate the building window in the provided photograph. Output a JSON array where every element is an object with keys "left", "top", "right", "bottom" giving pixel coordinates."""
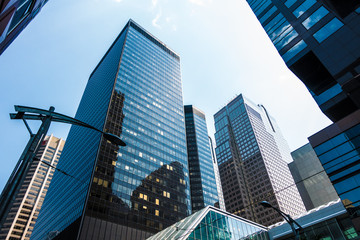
[
  {"left": 282, "top": 40, "right": 307, "bottom": 62},
  {"left": 313, "top": 18, "right": 343, "bottom": 43},
  {"left": 293, "top": 0, "right": 317, "bottom": 17},
  {"left": 302, "top": 7, "right": 329, "bottom": 29}
]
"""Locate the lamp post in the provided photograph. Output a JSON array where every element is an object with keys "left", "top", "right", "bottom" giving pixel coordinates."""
[
  {"left": 0, "top": 105, "right": 126, "bottom": 226},
  {"left": 260, "top": 201, "right": 303, "bottom": 240}
]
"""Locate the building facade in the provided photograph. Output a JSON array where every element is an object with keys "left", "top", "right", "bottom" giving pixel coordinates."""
[
  {"left": 289, "top": 143, "right": 339, "bottom": 211},
  {"left": 246, "top": 0, "right": 360, "bottom": 120},
  {"left": 214, "top": 94, "right": 305, "bottom": 226},
  {"left": 0, "top": 135, "right": 64, "bottom": 240},
  {"left": 309, "top": 110, "right": 360, "bottom": 231},
  {"left": 246, "top": 0, "right": 360, "bottom": 230},
  {"left": 0, "top": 0, "right": 48, "bottom": 55},
  {"left": 184, "top": 105, "right": 222, "bottom": 212},
  {"left": 31, "top": 20, "right": 190, "bottom": 240}
]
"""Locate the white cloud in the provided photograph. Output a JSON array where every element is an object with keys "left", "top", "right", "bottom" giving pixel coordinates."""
[
  {"left": 188, "top": 0, "right": 212, "bottom": 6},
  {"left": 152, "top": 12, "right": 162, "bottom": 28},
  {"left": 152, "top": 0, "right": 158, "bottom": 7},
  {"left": 113, "top": 0, "right": 123, "bottom": 2}
]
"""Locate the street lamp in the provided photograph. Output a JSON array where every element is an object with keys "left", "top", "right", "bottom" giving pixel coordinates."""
[
  {"left": 0, "top": 105, "right": 126, "bottom": 226},
  {"left": 260, "top": 201, "right": 303, "bottom": 240}
]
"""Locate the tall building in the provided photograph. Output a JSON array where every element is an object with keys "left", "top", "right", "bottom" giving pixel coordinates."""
[
  {"left": 0, "top": 135, "right": 64, "bottom": 240},
  {"left": 31, "top": 20, "right": 190, "bottom": 240},
  {"left": 214, "top": 94, "right": 305, "bottom": 226},
  {"left": 246, "top": 0, "right": 360, "bottom": 230},
  {"left": 289, "top": 143, "right": 339, "bottom": 211},
  {"left": 308, "top": 111, "right": 360, "bottom": 231},
  {"left": 246, "top": 0, "right": 360, "bottom": 120},
  {"left": 184, "top": 105, "right": 222, "bottom": 212},
  {"left": 0, "top": 0, "right": 48, "bottom": 55}
]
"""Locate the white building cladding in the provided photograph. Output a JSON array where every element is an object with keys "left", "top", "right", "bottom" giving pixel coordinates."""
[
  {"left": 214, "top": 94, "right": 305, "bottom": 226},
  {"left": 0, "top": 135, "right": 64, "bottom": 240}
]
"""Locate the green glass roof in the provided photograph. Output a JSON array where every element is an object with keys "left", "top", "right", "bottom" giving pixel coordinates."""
[{"left": 147, "top": 206, "right": 269, "bottom": 240}]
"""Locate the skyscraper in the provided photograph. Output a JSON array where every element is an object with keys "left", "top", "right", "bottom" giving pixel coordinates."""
[
  {"left": 0, "top": 0, "right": 48, "bottom": 55},
  {"left": 214, "top": 94, "right": 305, "bottom": 226},
  {"left": 184, "top": 105, "right": 223, "bottom": 212},
  {"left": 246, "top": 0, "right": 360, "bottom": 120},
  {"left": 0, "top": 135, "right": 64, "bottom": 240},
  {"left": 31, "top": 20, "right": 190, "bottom": 240},
  {"left": 246, "top": 0, "right": 360, "bottom": 230},
  {"left": 289, "top": 143, "right": 339, "bottom": 211}
]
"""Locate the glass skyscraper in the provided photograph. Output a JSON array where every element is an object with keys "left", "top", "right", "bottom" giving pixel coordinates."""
[
  {"left": 246, "top": 0, "right": 360, "bottom": 120},
  {"left": 289, "top": 143, "right": 339, "bottom": 211},
  {"left": 184, "top": 105, "right": 222, "bottom": 212},
  {"left": 0, "top": 0, "right": 49, "bottom": 55},
  {"left": 31, "top": 20, "right": 190, "bottom": 240},
  {"left": 214, "top": 94, "right": 305, "bottom": 226},
  {"left": 246, "top": 0, "right": 360, "bottom": 231}
]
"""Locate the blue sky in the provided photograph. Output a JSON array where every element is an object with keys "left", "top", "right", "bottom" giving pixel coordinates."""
[{"left": 0, "top": 0, "right": 331, "bottom": 191}]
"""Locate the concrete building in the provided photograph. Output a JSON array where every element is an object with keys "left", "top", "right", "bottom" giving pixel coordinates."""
[
  {"left": 214, "top": 94, "right": 305, "bottom": 226},
  {"left": 0, "top": 135, "right": 64, "bottom": 240}
]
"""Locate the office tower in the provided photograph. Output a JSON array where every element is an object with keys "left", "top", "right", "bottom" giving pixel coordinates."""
[
  {"left": 0, "top": 0, "right": 48, "bottom": 55},
  {"left": 246, "top": 0, "right": 360, "bottom": 229},
  {"left": 214, "top": 94, "right": 305, "bottom": 226},
  {"left": 31, "top": 20, "right": 190, "bottom": 240},
  {"left": 0, "top": 135, "right": 64, "bottom": 240},
  {"left": 209, "top": 136, "right": 226, "bottom": 211},
  {"left": 246, "top": 0, "right": 360, "bottom": 120},
  {"left": 289, "top": 143, "right": 339, "bottom": 211},
  {"left": 309, "top": 112, "right": 360, "bottom": 230},
  {"left": 184, "top": 105, "right": 222, "bottom": 212}
]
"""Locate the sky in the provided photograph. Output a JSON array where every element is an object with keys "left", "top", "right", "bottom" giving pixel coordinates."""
[{"left": 0, "top": 0, "right": 332, "bottom": 191}]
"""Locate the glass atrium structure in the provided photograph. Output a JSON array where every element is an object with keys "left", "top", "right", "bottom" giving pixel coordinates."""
[
  {"left": 147, "top": 206, "right": 269, "bottom": 240},
  {"left": 184, "top": 105, "right": 221, "bottom": 212},
  {"left": 269, "top": 199, "right": 359, "bottom": 240},
  {"left": 32, "top": 19, "right": 190, "bottom": 240},
  {"left": 214, "top": 94, "right": 305, "bottom": 226}
]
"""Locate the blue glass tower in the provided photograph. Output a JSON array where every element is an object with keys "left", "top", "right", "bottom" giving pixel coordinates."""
[
  {"left": 184, "top": 105, "right": 222, "bottom": 213},
  {"left": 246, "top": 0, "right": 360, "bottom": 230},
  {"left": 31, "top": 20, "right": 190, "bottom": 240},
  {"left": 246, "top": 0, "right": 360, "bottom": 121}
]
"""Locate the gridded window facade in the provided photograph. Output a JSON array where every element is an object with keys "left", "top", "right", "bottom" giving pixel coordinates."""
[
  {"left": 0, "top": 135, "right": 64, "bottom": 240},
  {"left": 246, "top": 0, "right": 360, "bottom": 123},
  {"left": 184, "top": 105, "right": 220, "bottom": 213},
  {"left": 214, "top": 95, "right": 305, "bottom": 226},
  {"left": 32, "top": 20, "right": 190, "bottom": 240}
]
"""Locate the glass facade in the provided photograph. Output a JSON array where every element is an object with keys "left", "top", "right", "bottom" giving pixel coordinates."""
[
  {"left": 184, "top": 105, "right": 220, "bottom": 213},
  {"left": 246, "top": 0, "right": 360, "bottom": 122},
  {"left": 214, "top": 94, "right": 305, "bottom": 226},
  {"left": 32, "top": 20, "right": 190, "bottom": 240},
  {"left": 147, "top": 206, "right": 269, "bottom": 240},
  {"left": 0, "top": 0, "right": 49, "bottom": 54},
  {"left": 310, "top": 115, "right": 360, "bottom": 224},
  {"left": 269, "top": 200, "right": 359, "bottom": 240},
  {"left": 289, "top": 143, "right": 339, "bottom": 211}
]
